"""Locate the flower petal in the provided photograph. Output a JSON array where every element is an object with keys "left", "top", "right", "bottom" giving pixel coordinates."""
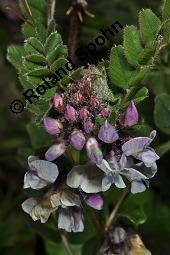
[
  {"left": 98, "top": 120, "right": 119, "bottom": 144},
  {"left": 122, "top": 137, "right": 152, "bottom": 156},
  {"left": 58, "top": 207, "right": 84, "bottom": 232},
  {"left": 85, "top": 194, "right": 103, "bottom": 210}
]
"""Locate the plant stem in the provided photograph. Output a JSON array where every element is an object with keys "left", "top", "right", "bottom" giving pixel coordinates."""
[
  {"left": 48, "top": 0, "right": 56, "bottom": 25},
  {"left": 105, "top": 188, "right": 129, "bottom": 231},
  {"left": 61, "top": 233, "right": 74, "bottom": 255}
]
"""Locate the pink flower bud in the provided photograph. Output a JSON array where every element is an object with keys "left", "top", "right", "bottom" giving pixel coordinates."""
[
  {"left": 86, "top": 137, "right": 103, "bottom": 164},
  {"left": 79, "top": 107, "right": 90, "bottom": 119},
  {"left": 43, "top": 117, "right": 63, "bottom": 135},
  {"left": 53, "top": 93, "right": 64, "bottom": 110},
  {"left": 85, "top": 194, "right": 103, "bottom": 210},
  {"left": 83, "top": 120, "right": 94, "bottom": 134},
  {"left": 100, "top": 107, "right": 110, "bottom": 118},
  {"left": 98, "top": 120, "right": 119, "bottom": 144},
  {"left": 65, "top": 104, "right": 77, "bottom": 121},
  {"left": 124, "top": 101, "right": 139, "bottom": 127},
  {"left": 90, "top": 96, "right": 100, "bottom": 107},
  {"left": 70, "top": 130, "right": 86, "bottom": 150},
  {"left": 45, "top": 143, "right": 66, "bottom": 161}
]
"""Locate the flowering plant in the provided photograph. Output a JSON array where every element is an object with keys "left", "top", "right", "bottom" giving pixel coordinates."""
[{"left": 6, "top": 0, "right": 170, "bottom": 254}]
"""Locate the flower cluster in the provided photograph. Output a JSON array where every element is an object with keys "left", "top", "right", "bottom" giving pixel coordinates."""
[{"left": 22, "top": 73, "right": 159, "bottom": 232}]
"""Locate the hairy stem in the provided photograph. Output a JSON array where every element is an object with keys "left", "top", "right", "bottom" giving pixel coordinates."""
[
  {"left": 68, "top": 9, "right": 80, "bottom": 63},
  {"left": 105, "top": 189, "right": 129, "bottom": 231},
  {"left": 48, "top": 0, "right": 56, "bottom": 25},
  {"left": 61, "top": 233, "right": 74, "bottom": 255}
]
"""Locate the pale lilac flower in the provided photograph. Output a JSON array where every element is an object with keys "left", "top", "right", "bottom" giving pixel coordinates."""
[
  {"left": 65, "top": 104, "right": 77, "bottom": 121},
  {"left": 24, "top": 156, "right": 59, "bottom": 189},
  {"left": 43, "top": 117, "right": 63, "bottom": 135},
  {"left": 96, "top": 152, "right": 150, "bottom": 194},
  {"left": 53, "top": 93, "right": 64, "bottom": 110},
  {"left": 67, "top": 162, "right": 104, "bottom": 193},
  {"left": 85, "top": 194, "right": 103, "bottom": 210},
  {"left": 98, "top": 120, "right": 119, "bottom": 144},
  {"left": 58, "top": 207, "right": 84, "bottom": 232},
  {"left": 45, "top": 143, "right": 66, "bottom": 161},
  {"left": 123, "top": 101, "right": 139, "bottom": 127},
  {"left": 83, "top": 120, "right": 94, "bottom": 133},
  {"left": 86, "top": 137, "right": 103, "bottom": 164},
  {"left": 70, "top": 130, "right": 86, "bottom": 150},
  {"left": 22, "top": 197, "right": 55, "bottom": 223},
  {"left": 122, "top": 131, "right": 159, "bottom": 170}
]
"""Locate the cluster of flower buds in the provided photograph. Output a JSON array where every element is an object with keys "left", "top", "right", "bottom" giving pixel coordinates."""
[
  {"left": 22, "top": 75, "right": 159, "bottom": 232},
  {"left": 43, "top": 74, "right": 110, "bottom": 161}
]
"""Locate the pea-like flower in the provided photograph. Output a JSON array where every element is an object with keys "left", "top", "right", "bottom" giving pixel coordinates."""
[
  {"left": 43, "top": 117, "right": 63, "bottom": 135},
  {"left": 70, "top": 130, "right": 86, "bottom": 150},
  {"left": 98, "top": 120, "right": 119, "bottom": 144},
  {"left": 123, "top": 101, "right": 139, "bottom": 127},
  {"left": 24, "top": 156, "right": 59, "bottom": 189},
  {"left": 45, "top": 143, "right": 66, "bottom": 161},
  {"left": 86, "top": 137, "right": 103, "bottom": 164},
  {"left": 122, "top": 130, "right": 159, "bottom": 170}
]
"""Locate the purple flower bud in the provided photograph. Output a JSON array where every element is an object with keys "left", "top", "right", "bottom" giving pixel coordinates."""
[
  {"left": 85, "top": 194, "right": 103, "bottom": 210},
  {"left": 65, "top": 104, "right": 77, "bottom": 121},
  {"left": 79, "top": 107, "right": 90, "bottom": 119},
  {"left": 124, "top": 101, "right": 138, "bottom": 127},
  {"left": 43, "top": 117, "right": 63, "bottom": 135},
  {"left": 45, "top": 143, "right": 66, "bottom": 161},
  {"left": 98, "top": 120, "right": 119, "bottom": 144},
  {"left": 70, "top": 130, "right": 86, "bottom": 150},
  {"left": 100, "top": 107, "right": 110, "bottom": 118},
  {"left": 53, "top": 93, "right": 64, "bottom": 110},
  {"left": 84, "top": 120, "right": 94, "bottom": 134},
  {"left": 86, "top": 137, "right": 103, "bottom": 164}
]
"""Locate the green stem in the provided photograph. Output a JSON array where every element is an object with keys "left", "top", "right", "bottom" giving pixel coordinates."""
[
  {"left": 48, "top": 0, "right": 56, "bottom": 25},
  {"left": 61, "top": 233, "right": 74, "bottom": 255},
  {"left": 105, "top": 188, "right": 129, "bottom": 232}
]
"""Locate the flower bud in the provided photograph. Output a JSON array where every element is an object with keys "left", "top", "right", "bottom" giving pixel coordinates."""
[
  {"left": 53, "top": 93, "right": 64, "bottom": 110},
  {"left": 65, "top": 104, "right": 77, "bottom": 121},
  {"left": 83, "top": 120, "right": 94, "bottom": 134},
  {"left": 43, "top": 117, "right": 63, "bottom": 135},
  {"left": 70, "top": 130, "right": 86, "bottom": 150},
  {"left": 86, "top": 137, "right": 103, "bottom": 164},
  {"left": 100, "top": 107, "right": 110, "bottom": 118},
  {"left": 90, "top": 96, "right": 100, "bottom": 107},
  {"left": 45, "top": 143, "right": 66, "bottom": 161},
  {"left": 124, "top": 101, "right": 138, "bottom": 127},
  {"left": 85, "top": 194, "right": 103, "bottom": 210},
  {"left": 80, "top": 107, "right": 90, "bottom": 119},
  {"left": 98, "top": 120, "right": 119, "bottom": 143}
]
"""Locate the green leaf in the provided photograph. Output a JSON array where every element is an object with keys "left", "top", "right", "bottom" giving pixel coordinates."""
[
  {"left": 156, "top": 140, "right": 170, "bottom": 157},
  {"left": 26, "top": 37, "right": 45, "bottom": 55},
  {"left": 25, "top": 54, "right": 46, "bottom": 65},
  {"left": 119, "top": 208, "right": 147, "bottom": 225},
  {"left": 109, "top": 46, "right": 133, "bottom": 89},
  {"left": 139, "top": 9, "right": 161, "bottom": 43},
  {"left": 162, "top": 0, "right": 170, "bottom": 20},
  {"left": 50, "top": 57, "right": 68, "bottom": 73},
  {"left": 45, "top": 32, "right": 62, "bottom": 54},
  {"left": 7, "top": 45, "right": 25, "bottom": 70},
  {"left": 47, "top": 20, "right": 57, "bottom": 36},
  {"left": 138, "top": 40, "right": 156, "bottom": 65},
  {"left": 47, "top": 45, "right": 68, "bottom": 65},
  {"left": 124, "top": 25, "right": 143, "bottom": 67},
  {"left": 134, "top": 87, "right": 148, "bottom": 103},
  {"left": 154, "top": 94, "right": 170, "bottom": 134},
  {"left": 128, "top": 66, "right": 150, "bottom": 86},
  {"left": 27, "top": 67, "right": 51, "bottom": 77},
  {"left": 27, "top": 123, "right": 54, "bottom": 150}
]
